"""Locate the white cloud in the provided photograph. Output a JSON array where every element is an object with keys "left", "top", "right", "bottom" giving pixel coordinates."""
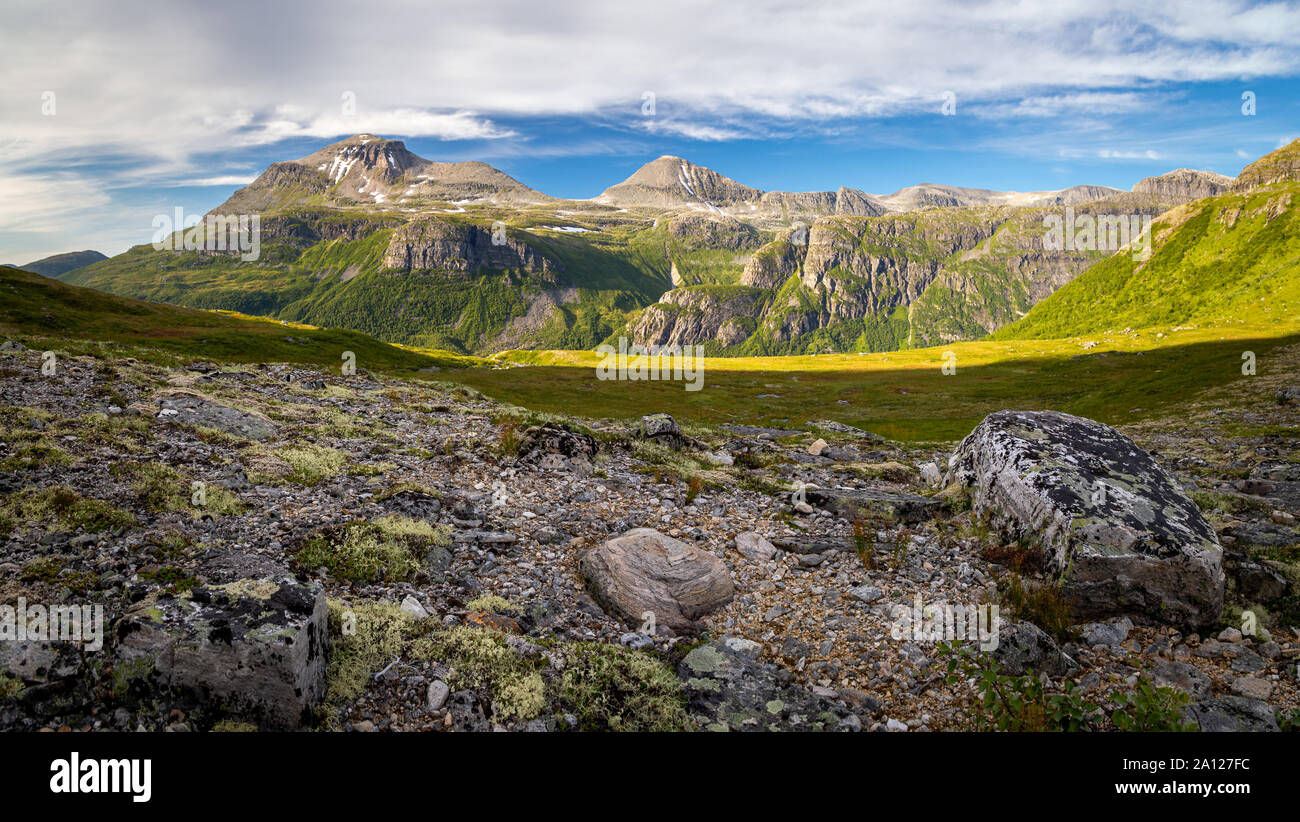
[
  {"left": 2, "top": 0, "right": 1299, "bottom": 258},
  {"left": 171, "top": 175, "right": 258, "bottom": 187},
  {"left": 1098, "top": 149, "right": 1165, "bottom": 160}
]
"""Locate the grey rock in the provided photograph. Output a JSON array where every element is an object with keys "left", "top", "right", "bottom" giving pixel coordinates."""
[
  {"left": 1184, "top": 696, "right": 1279, "bottom": 732},
  {"left": 1077, "top": 617, "right": 1133, "bottom": 648},
  {"left": 804, "top": 486, "right": 942, "bottom": 524},
  {"left": 154, "top": 391, "right": 277, "bottom": 441},
  {"left": 426, "top": 679, "right": 450, "bottom": 711},
  {"left": 1230, "top": 675, "right": 1273, "bottom": 701},
  {"left": 400, "top": 595, "right": 430, "bottom": 620},
  {"left": 734, "top": 531, "right": 777, "bottom": 561},
  {"left": 847, "top": 585, "right": 884, "bottom": 604},
  {"left": 678, "top": 641, "right": 856, "bottom": 732},
  {"left": 618, "top": 631, "right": 654, "bottom": 650},
  {"left": 113, "top": 577, "right": 328, "bottom": 729},
  {"left": 1150, "top": 660, "right": 1212, "bottom": 697},
  {"left": 515, "top": 423, "right": 597, "bottom": 472},
  {"left": 946, "top": 410, "right": 1224, "bottom": 630},
  {"left": 991, "top": 621, "right": 1078, "bottom": 677}
]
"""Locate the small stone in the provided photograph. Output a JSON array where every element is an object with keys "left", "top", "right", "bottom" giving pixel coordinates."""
[
  {"left": 847, "top": 585, "right": 884, "bottom": 604},
  {"left": 426, "top": 680, "right": 450, "bottom": 711},
  {"left": 400, "top": 595, "right": 430, "bottom": 620},
  {"left": 618, "top": 631, "right": 654, "bottom": 650},
  {"left": 1230, "top": 675, "right": 1273, "bottom": 701},
  {"left": 735, "top": 531, "right": 777, "bottom": 561},
  {"left": 808, "top": 438, "right": 829, "bottom": 456}
]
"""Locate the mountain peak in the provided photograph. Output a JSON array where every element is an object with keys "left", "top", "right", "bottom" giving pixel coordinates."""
[
  {"left": 213, "top": 134, "right": 550, "bottom": 214},
  {"left": 598, "top": 156, "right": 762, "bottom": 209},
  {"left": 1132, "top": 168, "right": 1233, "bottom": 201},
  {"left": 1232, "top": 137, "right": 1300, "bottom": 192}
]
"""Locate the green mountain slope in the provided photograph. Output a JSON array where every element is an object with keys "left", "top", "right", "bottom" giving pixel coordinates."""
[
  {"left": 0, "top": 265, "right": 478, "bottom": 372},
  {"left": 992, "top": 182, "right": 1300, "bottom": 340}
]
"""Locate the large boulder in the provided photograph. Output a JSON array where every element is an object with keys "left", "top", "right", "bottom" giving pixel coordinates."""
[
  {"left": 580, "top": 528, "right": 734, "bottom": 631},
  {"left": 946, "top": 410, "right": 1224, "bottom": 630},
  {"left": 112, "top": 576, "right": 328, "bottom": 729}
]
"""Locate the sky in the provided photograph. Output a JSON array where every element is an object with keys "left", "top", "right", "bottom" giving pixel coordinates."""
[{"left": 1, "top": 0, "right": 1299, "bottom": 263}]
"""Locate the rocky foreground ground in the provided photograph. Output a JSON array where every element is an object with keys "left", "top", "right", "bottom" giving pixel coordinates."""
[{"left": 0, "top": 340, "right": 1297, "bottom": 732}]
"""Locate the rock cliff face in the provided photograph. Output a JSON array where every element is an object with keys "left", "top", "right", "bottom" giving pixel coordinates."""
[
  {"left": 1133, "top": 169, "right": 1234, "bottom": 202},
  {"left": 665, "top": 213, "right": 761, "bottom": 250},
  {"left": 633, "top": 196, "right": 1179, "bottom": 353},
  {"left": 1232, "top": 137, "right": 1300, "bottom": 192},
  {"left": 631, "top": 287, "right": 767, "bottom": 348},
  {"left": 381, "top": 218, "right": 562, "bottom": 278}
]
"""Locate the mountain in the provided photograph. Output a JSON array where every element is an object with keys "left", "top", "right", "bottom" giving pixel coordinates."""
[
  {"left": 872, "top": 183, "right": 1123, "bottom": 211},
  {"left": 995, "top": 139, "right": 1300, "bottom": 340},
  {"left": 215, "top": 134, "right": 551, "bottom": 214},
  {"left": 15, "top": 250, "right": 108, "bottom": 278},
  {"left": 629, "top": 196, "right": 1177, "bottom": 355},
  {"left": 596, "top": 155, "right": 763, "bottom": 210},
  {"left": 596, "top": 156, "right": 1127, "bottom": 218},
  {"left": 0, "top": 264, "right": 472, "bottom": 370},
  {"left": 59, "top": 132, "right": 1258, "bottom": 356},
  {"left": 1232, "top": 137, "right": 1300, "bottom": 192},
  {"left": 1131, "top": 169, "right": 1233, "bottom": 201}
]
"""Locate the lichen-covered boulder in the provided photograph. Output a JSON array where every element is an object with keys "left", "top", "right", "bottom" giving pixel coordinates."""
[
  {"left": 946, "top": 410, "right": 1224, "bottom": 630},
  {"left": 678, "top": 639, "right": 864, "bottom": 731},
  {"left": 154, "top": 390, "right": 277, "bottom": 440},
  {"left": 112, "top": 576, "right": 328, "bottom": 729},
  {"left": 580, "top": 528, "right": 733, "bottom": 631},
  {"left": 515, "top": 422, "right": 597, "bottom": 472}
]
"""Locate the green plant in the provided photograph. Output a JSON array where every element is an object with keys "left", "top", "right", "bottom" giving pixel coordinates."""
[
  {"left": 852, "top": 517, "right": 873, "bottom": 569},
  {"left": 1278, "top": 708, "right": 1300, "bottom": 732},
  {"left": 0, "top": 672, "right": 24, "bottom": 700},
  {"left": 1109, "top": 678, "right": 1196, "bottom": 732},
  {"left": 294, "top": 516, "right": 449, "bottom": 583},
  {"left": 1000, "top": 573, "right": 1075, "bottom": 644},
  {"left": 557, "top": 643, "right": 690, "bottom": 732},
  {"left": 941, "top": 644, "right": 1098, "bottom": 732}
]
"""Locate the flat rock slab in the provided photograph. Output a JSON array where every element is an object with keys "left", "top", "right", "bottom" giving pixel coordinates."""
[
  {"left": 809, "top": 420, "right": 883, "bottom": 441},
  {"left": 769, "top": 535, "right": 859, "bottom": 555},
  {"left": 804, "top": 487, "right": 942, "bottom": 524},
  {"left": 580, "top": 528, "right": 733, "bottom": 632},
  {"left": 719, "top": 424, "right": 803, "bottom": 439},
  {"left": 154, "top": 391, "right": 277, "bottom": 441},
  {"left": 113, "top": 576, "right": 327, "bottom": 729},
  {"left": 946, "top": 410, "right": 1224, "bottom": 631},
  {"left": 1184, "top": 696, "right": 1279, "bottom": 732}
]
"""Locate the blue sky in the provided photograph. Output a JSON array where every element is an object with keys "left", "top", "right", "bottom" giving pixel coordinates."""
[{"left": 2, "top": 0, "right": 1299, "bottom": 263}]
